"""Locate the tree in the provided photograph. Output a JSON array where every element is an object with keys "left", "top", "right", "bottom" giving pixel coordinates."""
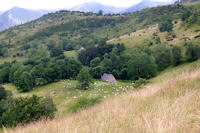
[
  {"left": 50, "top": 47, "right": 63, "bottom": 58},
  {"left": 90, "top": 66, "right": 105, "bottom": 79},
  {"left": 0, "top": 66, "right": 10, "bottom": 83},
  {"left": 77, "top": 67, "right": 93, "bottom": 90},
  {"left": 127, "top": 53, "right": 157, "bottom": 80},
  {"left": 186, "top": 43, "right": 200, "bottom": 62},
  {"left": 90, "top": 57, "right": 101, "bottom": 67},
  {"left": 172, "top": 46, "right": 182, "bottom": 66},
  {"left": 18, "top": 72, "right": 34, "bottom": 92},
  {"left": 153, "top": 45, "right": 171, "bottom": 70},
  {"left": 98, "top": 10, "right": 103, "bottom": 16}
]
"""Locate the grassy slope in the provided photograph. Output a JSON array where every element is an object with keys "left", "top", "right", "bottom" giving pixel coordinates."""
[
  {"left": 3, "top": 80, "right": 133, "bottom": 117},
  {"left": 108, "top": 22, "right": 200, "bottom": 49},
  {"left": 3, "top": 61, "right": 200, "bottom": 133}
]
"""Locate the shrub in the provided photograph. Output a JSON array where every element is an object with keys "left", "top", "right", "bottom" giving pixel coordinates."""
[
  {"left": 0, "top": 95, "right": 56, "bottom": 127},
  {"left": 68, "top": 97, "right": 100, "bottom": 113},
  {"left": 133, "top": 78, "right": 149, "bottom": 88}
]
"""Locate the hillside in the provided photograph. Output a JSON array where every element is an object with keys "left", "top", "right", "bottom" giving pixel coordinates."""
[
  {"left": 3, "top": 60, "right": 200, "bottom": 133},
  {"left": 0, "top": 3, "right": 198, "bottom": 60}
]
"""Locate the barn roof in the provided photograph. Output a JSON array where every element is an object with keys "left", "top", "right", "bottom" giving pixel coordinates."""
[{"left": 101, "top": 73, "right": 117, "bottom": 83}]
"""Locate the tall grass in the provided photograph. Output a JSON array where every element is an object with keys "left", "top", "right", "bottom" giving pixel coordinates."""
[{"left": 3, "top": 61, "right": 200, "bottom": 133}]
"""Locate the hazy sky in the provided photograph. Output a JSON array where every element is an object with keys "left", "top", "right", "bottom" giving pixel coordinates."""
[{"left": 0, "top": 0, "right": 173, "bottom": 10}]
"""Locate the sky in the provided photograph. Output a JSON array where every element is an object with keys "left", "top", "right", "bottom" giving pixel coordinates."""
[{"left": 0, "top": 0, "right": 173, "bottom": 11}]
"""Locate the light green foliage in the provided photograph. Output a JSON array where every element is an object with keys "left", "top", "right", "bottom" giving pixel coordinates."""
[{"left": 133, "top": 78, "right": 149, "bottom": 88}]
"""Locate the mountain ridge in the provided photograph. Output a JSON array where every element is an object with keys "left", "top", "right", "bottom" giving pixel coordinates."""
[{"left": 70, "top": 1, "right": 125, "bottom": 14}]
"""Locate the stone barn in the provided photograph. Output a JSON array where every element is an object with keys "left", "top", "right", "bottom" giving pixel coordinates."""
[{"left": 101, "top": 73, "right": 117, "bottom": 83}]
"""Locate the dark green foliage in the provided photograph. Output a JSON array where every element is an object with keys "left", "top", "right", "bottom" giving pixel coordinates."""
[
  {"left": 90, "top": 66, "right": 105, "bottom": 79},
  {"left": 90, "top": 57, "right": 101, "bottom": 67},
  {"left": 0, "top": 95, "right": 56, "bottom": 127},
  {"left": 77, "top": 67, "right": 93, "bottom": 90},
  {"left": 155, "top": 36, "right": 161, "bottom": 44},
  {"left": 78, "top": 44, "right": 114, "bottom": 66},
  {"left": 153, "top": 45, "right": 171, "bottom": 70},
  {"left": 46, "top": 62, "right": 61, "bottom": 83},
  {"left": 68, "top": 97, "right": 100, "bottom": 113},
  {"left": 17, "top": 72, "right": 34, "bottom": 92},
  {"left": 127, "top": 53, "right": 157, "bottom": 80},
  {"left": 181, "top": 10, "right": 192, "bottom": 21},
  {"left": 0, "top": 66, "right": 10, "bottom": 83},
  {"left": 0, "top": 56, "right": 81, "bottom": 92},
  {"left": 98, "top": 10, "right": 103, "bottom": 16},
  {"left": 186, "top": 43, "right": 200, "bottom": 62},
  {"left": 0, "top": 86, "right": 7, "bottom": 101},
  {"left": 172, "top": 46, "right": 182, "bottom": 66},
  {"left": 133, "top": 78, "right": 149, "bottom": 88},
  {"left": 159, "top": 19, "right": 173, "bottom": 32},
  {"left": 50, "top": 47, "right": 64, "bottom": 58}
]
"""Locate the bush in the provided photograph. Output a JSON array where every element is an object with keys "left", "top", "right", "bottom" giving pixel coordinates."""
[
  {"left": 68, "top": 97, "right": 100, "bottom": 113},
  {"left": 133, "top": 78, "right": 149, "bottom": 88},
  {"left": 0, "top": 95, "right": 56, "bottom": 127},
  {"left": 186, "top": 43, "right": 200, "bottom": 62}
]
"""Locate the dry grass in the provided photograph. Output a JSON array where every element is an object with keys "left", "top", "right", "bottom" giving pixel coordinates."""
[{"left": 3, "top": 62, "right": 200, "bottom": 133}]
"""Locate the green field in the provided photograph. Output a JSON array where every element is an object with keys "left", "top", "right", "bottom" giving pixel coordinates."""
[{"left": 3, "top": 80, "right": 134, "bottom": 117}]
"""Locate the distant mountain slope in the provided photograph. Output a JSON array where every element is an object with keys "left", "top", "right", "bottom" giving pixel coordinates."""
[
  {"left": 70, "top": 2, "right": 125, "bottom": 14},
  {"left": 0, "top": 7, "right": 50, "bottom": 31},
  {"left": 0, "top": 11, "right": 4, "bottom": 15},
  {"left": 121, "top": 0, "right": 174, "bottom": 13}
]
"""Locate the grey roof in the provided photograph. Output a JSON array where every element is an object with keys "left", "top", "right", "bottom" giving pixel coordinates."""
[{"left": 101, "top": 73, "right": 117, "bottom": 83}]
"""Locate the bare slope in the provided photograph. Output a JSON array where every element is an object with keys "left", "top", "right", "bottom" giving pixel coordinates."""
[{"left": 4, "top": 61, "right": 200, "bottom": 133}]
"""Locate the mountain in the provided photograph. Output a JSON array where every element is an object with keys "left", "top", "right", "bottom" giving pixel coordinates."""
[
  {"left": 70, "top": 1, "right": 125, "bottom": 14},
  {"left": 0, "top": 7, "right": 51, "bottom": 31},
  {"left": 121, "top": 0, "right": 174, "bottom": 13},
  {"left": 0, "top": 11, "right": 4, "bottom": 15}
]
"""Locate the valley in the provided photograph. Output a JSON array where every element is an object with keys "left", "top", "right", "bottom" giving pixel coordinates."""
[{"left": 0, "top": 0, "right": 200, "bottom": 132}]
